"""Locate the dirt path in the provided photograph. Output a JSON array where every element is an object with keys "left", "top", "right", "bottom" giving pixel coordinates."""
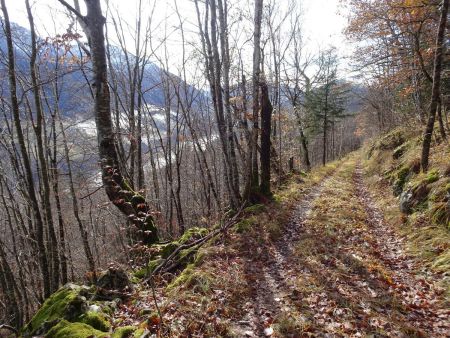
[
  {"left": 231, "top": 174, "right": 335, "bottom": 337},
  {"left": 233, "top": 159, "right": 449, "bottom": 337}
]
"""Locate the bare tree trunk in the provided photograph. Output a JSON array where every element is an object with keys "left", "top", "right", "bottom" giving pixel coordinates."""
[
  {"left": 217, "top": 0, "right": 241, "bottom": 207},
  {"left": 421, "top": 0, "right": 448, "bottom": 171},
  {"left": 25, "top": 0, "right": 60, "bottom": 293},
  {"left": 50, "top": 113, "right": 68, "bottom": 285},
  {"left": 299, "top": 127, "right": 311, "bottom": 171},
  {"left": 58, "top": 0, "right": 158, "bottom": 243},
  {"left": 322, "top": 109, "right": 328, "bottom": 166},
  {"left": 246, "top": 0, "right": 263, "bottom": 202},
  {"left": 437, "top": 99, "right": 447, "bottom": 139},
  {"left": 1, "top": 0, "right": 51, "bottom": 298},
  {"left": 57, "top": 111, "right": 96, "bottom": 279},
  {"left": 260, "top": 81, "right": 272, "bottom": 196}
]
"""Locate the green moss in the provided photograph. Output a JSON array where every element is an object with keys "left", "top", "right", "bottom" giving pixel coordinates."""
[
  {"left": 392, "top": 165, "right": 411, "bottom": 195},
  {"left": 179, "top": 227, "right": 208, "bottom": 243},
  {"left": 243, "top": 203, "right": 265, "bottom": 214},
  {"left": 376, "top": 128, "right": 406, "bottom": 150},
  {"left": 130, "top": 194, "right": 145, "bottom": 207},
  {"left": 167, "top": 264, "right": 213, "bottom": 294},
  {"left": 152, "top": 242, "right": 178, "bottom": 259},
  {"left": 426, "top": 169, "right": 440, "bottom": 184},
  {"left": 167, "top": 264, "right": 195, "bottom": 290},
  {"left": 234, "top": 217, "right": 256, "bottom": 233},
  {"left": 148, "top": 258, "right": 163, "bottom": 273},
  {"left": 46, "top": 320, "right": 108, "bottom": 338},
  {"left": 133, "top": 328, "right": 145, "bottom": 337},
  {"left": 133, "top": 258, "right": 163, "bottom": 278},
  {"left": 393, "top": 142, "right": 408, "bottom": 159},
  {"left": 78, "top": 311, "right": 110, "bottom": 332},
  {"left": 22, "top": 284, "right": 90, "bottom": 336},
  {"left": 177, "top": 247, "right": 198, "bottom": 266},
  {"left": 112, "top": 326, "right": 137, "bottom": 338},
  {"left": 134, "top": 228, "right": 209, "bottom": 283}
]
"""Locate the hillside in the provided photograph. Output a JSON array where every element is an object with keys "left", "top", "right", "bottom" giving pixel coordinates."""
[
  {"left": 1, "top": 0, "right": 449, "bottom": 337},
  {"left": 9, "top": 129, "right": 449, "bottom": 338}
]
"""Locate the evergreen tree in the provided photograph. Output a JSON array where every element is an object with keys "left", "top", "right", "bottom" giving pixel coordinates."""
[{"left": 306, "top": 49, "right": 349, "bottom": 165}]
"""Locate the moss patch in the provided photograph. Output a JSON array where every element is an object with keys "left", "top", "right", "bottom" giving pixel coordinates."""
[
  {"left": 243, "top": 203, "right": 265, "bottom": 214},
  {"left": 392, "top": 165, "right": 411, "bottom": 195},
  {"left": 45, "top": 320, "right": 108, "bottom": 338},
  {"left": 133, "top": 258, "right": 163, "bottom": 279},
  {"left": 425, "top": 169, "right": 440, "bottom": 184},
  {"left": 133, "top": 227, "right": 209, "bottom": 280},
  {"left": 167, "top": 263, "right": 213, "bottom": 294},
  {"left": 111, "top": 325, "right": 137, "bottom": 338},
  {"left": 22, "top": 284, "right": 91, "bottom": 336},
  {"left": 179, "top": 227, "right": 209, "bottom": 243},
  {"left": 234, "top": 217, "right": 256, "bottom": 234},
  {"left": 78, "top": 311, "right": 110, "bottom": 332}
]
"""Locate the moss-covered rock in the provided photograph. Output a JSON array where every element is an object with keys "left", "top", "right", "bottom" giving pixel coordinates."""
[
  {"left": 96, "top": 267, "right": 131, "bottom": 292},
  {"left": 179, "top": 227, "right": 209, "bottom": 244},
  {"left": 376, "top": 128, "right": 406, "bottom": 151},
  {"left": 153, "top": 242, "right": 179, "bottom": 258},
  {"left": 134, "top": 227, "right": 209, "bottom": 280},
  {"left": 167, "top": 264, "right": 213, "bottom": 294},
  {"left": 178, "top": 247, "right": 199, "bottom": 265},
  {"left": 78, "top": 311, "right": 110, "bottom": 332},
  {"left": 112, "top": 325, "right": 137, "bottom": 338},
  {"left": 22, "top": 284, "right": 92, "bottom": 337},
  {"left": 152, "top": 227, "right": 208, "bottom": 260},
  {"left": 46, "top": 320, "right": 108, "bottom": 338},
  {"left": 392, "top": 165, "right": 411, "bottom": 196}
]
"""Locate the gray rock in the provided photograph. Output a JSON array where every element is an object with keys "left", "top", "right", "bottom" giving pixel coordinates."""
[{"left": 399, "top": 189, "right": 414, "bottom": 214}]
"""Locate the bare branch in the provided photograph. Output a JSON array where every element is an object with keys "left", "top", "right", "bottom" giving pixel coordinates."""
[{"left": 57, "top": 0, "right": 86, "bottom": 24}]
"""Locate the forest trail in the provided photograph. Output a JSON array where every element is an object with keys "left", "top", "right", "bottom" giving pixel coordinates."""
[{"left": 233, "top": 158, "right": 449, "bottom": 337}]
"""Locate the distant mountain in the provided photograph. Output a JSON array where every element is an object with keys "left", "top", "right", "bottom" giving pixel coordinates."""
[{"left": 0, "top": 22, "right": 203, "bottom": 121}]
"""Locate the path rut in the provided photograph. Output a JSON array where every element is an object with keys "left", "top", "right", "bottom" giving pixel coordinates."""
[{"left": 232, "top": 174, "right": 334, "bottom": 337}]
